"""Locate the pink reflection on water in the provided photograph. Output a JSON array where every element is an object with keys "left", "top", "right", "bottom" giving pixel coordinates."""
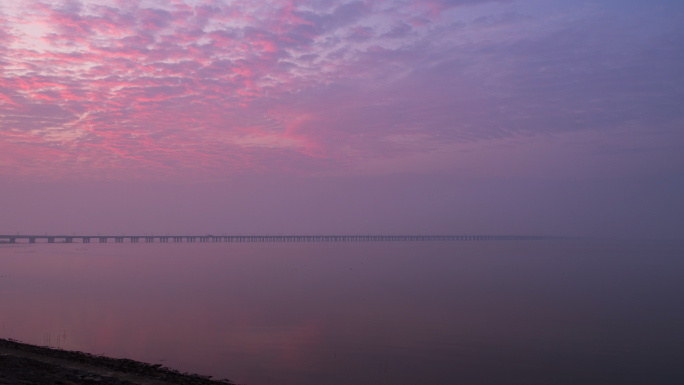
[{"left": 1, "top": 241, "right": 684, "bottom": 385}]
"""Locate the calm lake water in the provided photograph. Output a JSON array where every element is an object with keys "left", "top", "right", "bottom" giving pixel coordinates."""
[{"left": 1, "top": 240, "right": 683, "bottom": 384}]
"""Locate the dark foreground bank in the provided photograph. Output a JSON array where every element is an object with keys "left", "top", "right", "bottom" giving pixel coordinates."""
[{"left": 0, "top": 339, "right": 234, "bottom": 385}]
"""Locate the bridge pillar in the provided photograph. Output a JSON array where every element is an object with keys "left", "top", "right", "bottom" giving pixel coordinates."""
[
  {"left": 48, "top": 237, "right": 55, "bottom": 243},
  {"left": 99, "top": 237, "right": 107, "bottom": 243},
  {"left": 29, "top": 237, "right": 36, "bottom": 243},
  {"left": 9, "top": 237, "right": 15, "bottom": 243}
]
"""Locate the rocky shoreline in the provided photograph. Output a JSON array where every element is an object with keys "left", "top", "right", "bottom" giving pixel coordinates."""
[{"left": 0, "top": 338, "right": 235, "bottom": 385}]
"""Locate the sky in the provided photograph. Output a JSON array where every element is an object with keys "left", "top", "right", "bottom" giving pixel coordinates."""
[{"left": 0, "top": 0, "right": 683, "bottom": 238}]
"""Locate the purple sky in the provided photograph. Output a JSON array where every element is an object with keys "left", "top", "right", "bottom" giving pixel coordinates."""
[{"left": 1, "top": 0, "right": 683, "bottom": 238}]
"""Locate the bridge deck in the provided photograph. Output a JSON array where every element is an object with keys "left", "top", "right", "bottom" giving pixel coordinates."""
[{"left": 0, "top": 235, "right": 551, "bottom": 244}]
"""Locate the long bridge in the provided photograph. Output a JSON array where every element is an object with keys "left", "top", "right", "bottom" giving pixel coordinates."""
[{"left": 0, "top": 234, "right": 550, "bottom": 244}]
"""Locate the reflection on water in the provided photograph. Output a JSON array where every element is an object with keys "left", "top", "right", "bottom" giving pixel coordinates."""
[{"left": 1, "top": 240, "right": 683, "bottom": 384}]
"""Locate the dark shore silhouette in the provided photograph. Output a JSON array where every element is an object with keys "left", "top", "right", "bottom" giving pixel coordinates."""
[{"left": 0, "top": 339, "right": 233, "bottom": 385}]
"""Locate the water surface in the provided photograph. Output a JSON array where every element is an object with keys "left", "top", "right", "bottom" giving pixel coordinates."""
[{"left": 1, "top": 240, "right": 683, "bottom": 384}]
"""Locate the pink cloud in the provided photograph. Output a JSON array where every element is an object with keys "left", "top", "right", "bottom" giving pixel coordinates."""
[{"left": 0, "top": 0, "right": 681, "bottom": 181}]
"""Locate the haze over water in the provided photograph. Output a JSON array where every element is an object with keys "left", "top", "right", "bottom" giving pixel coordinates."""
[
  {"left": 1, "top": 240, "right": 683, "bottom": 385},
  {"left": 1, "top": 0, "right": 683, "bottom": 384}
]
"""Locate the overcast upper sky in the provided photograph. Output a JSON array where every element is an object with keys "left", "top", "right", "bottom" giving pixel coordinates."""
[{"left": 1, "top": 0, "right": 683, "bottom": 238}]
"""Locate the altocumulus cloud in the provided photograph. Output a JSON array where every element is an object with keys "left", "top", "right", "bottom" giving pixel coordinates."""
[{"left": 0, "top": 0, "right": 682, "bottom": 179}]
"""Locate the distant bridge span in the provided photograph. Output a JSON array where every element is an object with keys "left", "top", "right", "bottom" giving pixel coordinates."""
[{"left": 0, "top": 235, "right": 552, "bottom": 244}]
